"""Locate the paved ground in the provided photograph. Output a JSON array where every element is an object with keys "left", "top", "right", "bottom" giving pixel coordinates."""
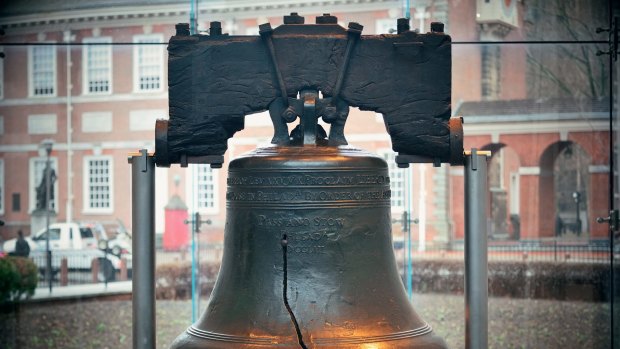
[
  {"left": 28, "top": 281, "right": 132, "bottom": 301},
  {"left": 0, "top": 290, "right": 611, "bottom": 349}
]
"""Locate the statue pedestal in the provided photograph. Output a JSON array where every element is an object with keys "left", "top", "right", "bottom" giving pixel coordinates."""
[{"left": 30, "top": 209, "right": 57, "bottom": 235}]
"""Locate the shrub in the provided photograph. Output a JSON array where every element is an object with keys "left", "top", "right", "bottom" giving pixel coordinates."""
[
  {"left": 0, "top": 256, "right": 38, "bottom": 304},
  {"left": 155, "top": 262, "right": 220, "bottom": 300},
  {"left": 401, "top": 259, "right": 612, "bottom": 302}
]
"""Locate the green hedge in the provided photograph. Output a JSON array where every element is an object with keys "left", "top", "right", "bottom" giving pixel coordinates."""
[
  {"left": 407, "top": 260, "right": 612, "bottom": 302},
  {"left": 155, "top": 262, "right": 220, "bottom": 300},
  {"left": 0, "top": 256, "right": 38, "bottom": 304},
  {"left": 156, "top": 260, "right": 612, "bottom": 302}
]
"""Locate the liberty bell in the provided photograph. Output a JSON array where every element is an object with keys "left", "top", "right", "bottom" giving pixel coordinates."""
[{"left": 158, "top": 15, "right": 462, "bottom": 349}]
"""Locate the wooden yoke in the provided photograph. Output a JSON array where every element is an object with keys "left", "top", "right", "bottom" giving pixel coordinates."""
[{"left": 155, "top": 15, "right": 462, "bottom": 168}]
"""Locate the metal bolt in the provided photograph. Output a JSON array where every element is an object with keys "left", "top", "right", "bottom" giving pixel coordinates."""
[
  {"left": 316, "top": 13, "right": 338, "bottom": 24},
  {"left": 282, "top": 107, "right": 297, "bottom": 122},
  {"left": 397, "top": 18, "right": 410, "bottom": 34},
  {"left": 259, "top": 23, "right": 273, "bottom": 35},
  {"left": 323, "top": 105, "right": 337, "bottom": 122},
  {"left": 175, "top": 23, "right": 190, "bottom": 36},
  {"left": 284, "top": 12, "right": 305, "bottom": 25},
  {"left": 347, "top": 22, "right": 364, "bottom": 35},
  {"left": 430, "top": 22, "right": 444, "bottom": 33},
  {"left": 210, "top": 21, "right": 222, "bottom": 36}
]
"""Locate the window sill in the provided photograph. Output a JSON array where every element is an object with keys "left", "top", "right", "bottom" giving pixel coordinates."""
[
  {"left": 82, "top": 91, "right": 113, "bottom": 97},
  {"left": 82, "top": 209, "right": 114, "bottom": 215}
]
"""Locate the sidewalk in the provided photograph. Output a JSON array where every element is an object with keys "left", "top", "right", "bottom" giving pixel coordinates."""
[{"left": 29, "top": 281, "right": 132, "bottom": 302}]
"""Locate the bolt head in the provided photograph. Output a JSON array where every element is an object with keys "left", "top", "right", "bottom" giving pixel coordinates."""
[
  {"left": 323, "top": 106, "right": 337, "bottom": 122},
  {"left": 282, "top": 107, "right": 297, "bottom": 122}
]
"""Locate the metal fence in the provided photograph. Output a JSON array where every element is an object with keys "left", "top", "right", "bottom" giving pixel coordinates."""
[
  {"left": 31, "top": 250, "right": 130, "bottom": 288},
  {"left": 394, "top": 239, "right": 613, "bottom": 264},
  {"left": 34, "top": 238, "right": 612, "bottom": 288}
]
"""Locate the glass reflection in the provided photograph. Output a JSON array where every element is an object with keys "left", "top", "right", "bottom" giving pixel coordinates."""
[{"left": 0, "top": 0, "right": 615, "bottom": 348}]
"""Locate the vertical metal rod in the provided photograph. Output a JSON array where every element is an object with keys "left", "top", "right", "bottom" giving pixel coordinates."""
[
  {"left": 45, "top": 150, "right": 52, "bottom": 293},
  {"left": 191, "top": 219, "right": 198, "bottom": 322},
  {"left": 405, "top": 166, "right": 413, "bottom": 300},
  {"left": 189, "top": 0, "right": 198, "bottom": 35},
  {"left": 464, "top": 149, "right": 488, "bottom": 349},
  {"left": 259, "top": 27, "right": 288, "bottom": 106},
  {"left": 131, "top": 150, "right": 156, "bottom": 349},
  {"left": 403, "top": 0, "right": 411, "bottom": 19},
  {"left": 65, "top": 30, "right": 74, "bottom": 224}
]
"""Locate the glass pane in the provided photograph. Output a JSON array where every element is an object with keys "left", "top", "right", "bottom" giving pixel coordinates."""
[
  {"left": 0, "top": 1, "right": 614, "bottom": 349},
  {"left": 612, "top": 4, "right": 620, "bottom": 348},
  {"left": 448, "top": 42, "right": 611, "bottom": 348}
]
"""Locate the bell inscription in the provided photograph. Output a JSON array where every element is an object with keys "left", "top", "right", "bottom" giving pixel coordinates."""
[{"left": 171, "top": 146, "right": 448, "bottom": 348}]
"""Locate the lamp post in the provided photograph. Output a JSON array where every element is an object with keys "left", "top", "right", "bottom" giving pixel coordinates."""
[
  {"left": 572, "top": 191, "right": 581, "bottom": 236},
  {"left": 41, "top": 139, "right": 54, "bottom": 293}
]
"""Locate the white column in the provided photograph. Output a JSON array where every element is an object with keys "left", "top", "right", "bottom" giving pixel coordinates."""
[
  {"left": 64, "top": 30, "right": 75, "bottom": 223},
  {"left": 414, "top": 7, "right": 430, "bottom": 32}
]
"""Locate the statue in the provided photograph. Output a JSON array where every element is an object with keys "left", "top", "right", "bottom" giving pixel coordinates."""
[{"left": 35, "top": 166, "right": 56, "bottom": 210}]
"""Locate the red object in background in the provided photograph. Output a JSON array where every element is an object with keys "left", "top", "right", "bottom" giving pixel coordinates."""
[{"left": 163, "top": 195, "right": 189, "bottom": 251}]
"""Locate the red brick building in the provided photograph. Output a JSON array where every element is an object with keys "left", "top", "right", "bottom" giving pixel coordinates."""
[{"left": 0, "top": 0, "right": 610, "bottom": 247}]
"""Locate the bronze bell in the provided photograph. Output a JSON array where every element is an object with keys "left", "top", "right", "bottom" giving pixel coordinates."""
[
  {"left": 171, "top": 144, "right": 448, "bottom": 348},
  {"left": 164, "top": 15, "right": 458, "bottom": 348}
]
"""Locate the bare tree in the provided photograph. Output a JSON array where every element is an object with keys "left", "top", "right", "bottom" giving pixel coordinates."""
[{"left": 524, "top": 0, "right": 609, "bottom": 100}]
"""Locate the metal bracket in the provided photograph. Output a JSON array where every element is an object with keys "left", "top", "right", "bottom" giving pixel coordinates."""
[
  {"left": 596, "top": 17, "right": 619, "bottom": 61},
  {"left": 184, "top": 212, "right": 212, "bottom": 233},
  {"left": 260, "top": 23, "right": 289, "bottom": 105},
  {"left": 140, "top": 149, "right": 148, "bottom": 172},
  {"left": 463, "top": 149, "right": 492, "bottom": 172},
  {"left": 127, "top": 150, "right": 154, "bottom": 168},
  {"left": 179, "top": 154, "right": 224, "bottom": 168},
  {"left": 596, "top": 209, "right": 619, "bottom": 231},
  {"left": 395, "top": 154, "right": 442, "bottom": 168},
  {"left": 330, "top": 22, "right": 363, "bottom": 101},
  {"left": 301, "top": 90, "right": 319, "bottom": 145}
]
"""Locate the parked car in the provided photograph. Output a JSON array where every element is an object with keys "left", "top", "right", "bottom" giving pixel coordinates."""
[
  {"left": 83, "top": 220, "right": 132, "bottom": 256},
  {"left": 3, "top": 223, "right": 131, "bottom": 281}
]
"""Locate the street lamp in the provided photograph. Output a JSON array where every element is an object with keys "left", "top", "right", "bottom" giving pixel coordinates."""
[
  {"left": 40, "top": 139, "right": 54, "bottom": 293},
  {"left": 572, "top": 191, "right": 581, "bottom": 236}
]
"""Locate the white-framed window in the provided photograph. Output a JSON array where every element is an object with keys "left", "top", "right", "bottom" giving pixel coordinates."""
[
  {"left": 193, "top": 164, "right": 219, "bottom": 214},
  {"left": 29, "top": 43, "right": 57, "bottom": 97},
  {"left": 0, "top": 160, "right": 4, "bottom": 215},
  {"left": 83, "top": 156, "right": 114, "bottom": 214},
  {"left": 83, "top": 37, "right": 112, "bottom": 94},
  {"left": 381, "top": 151, "right": 405, "bottom": 211},
  {"left": 29, "top": 157, "right": 59, "bottom": 213},
  {"left": 28, "top": 114, "right": 57, "bottom": 134},
  {"left": 133, "top": 34, "right": 164, "bottom": 92}
]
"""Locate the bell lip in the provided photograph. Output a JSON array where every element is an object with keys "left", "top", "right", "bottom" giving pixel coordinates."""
[
  {"left": 229, "top": 145, "right": 388, "bottom": 170},
  {"left": 178, "top": 323, "right": 441, "bottom": 347}
]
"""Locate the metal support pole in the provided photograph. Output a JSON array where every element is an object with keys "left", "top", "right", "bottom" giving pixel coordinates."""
[
  {"left": 130, "top": 150, "right": 156, "bottom": 349},
  {"left": 191, "top": 215, "right": 198, "bottom": 322},
  {"left": 464, "top": 149, "right": 489, "bottom": 349},
  {"left": 405, "top": 165, "right": 413, "bottom": 300},
  {"left": 45, "top": 156, "right": 52, "bottom": 293}
]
